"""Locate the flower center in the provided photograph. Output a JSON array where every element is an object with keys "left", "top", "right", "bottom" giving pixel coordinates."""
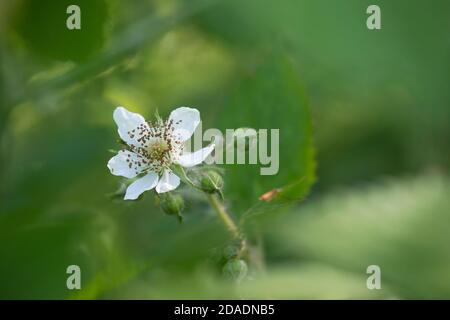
[
  {"left": 126, "top": 119, "right": 184, "bottom": 174},
  {"left": 147, "top": 138, "right": 170, "bottom": 163}
]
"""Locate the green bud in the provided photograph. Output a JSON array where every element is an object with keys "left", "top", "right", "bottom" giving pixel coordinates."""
[
  {"left": 200, "top": 170, "right": 224, "bottom": 194},
  {"left": 222, "top": 259, "right": 248, "bottom": 283},
  {"left": 223, "top": 244, "right": 240, "bottom": 260},
  {"left": 159, "top": 192, "right": 184, "bottom": 218}
]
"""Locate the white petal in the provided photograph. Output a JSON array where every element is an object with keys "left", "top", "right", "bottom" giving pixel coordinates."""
[
  {"left": 177, "top": 144, "right": 215, "bottom": 168},
  {"left": 107, "top": 150, "right": 145, "bottom": 178},
  {"left": 155, "top": 170, "right": 180, "bottom": 193},
  {"left": 169, "top": 107, "right": 200, "bottom": 142},
  {"left": 124, "top": 172, "right": 159, "bottom": 200},
  {"left": 113, "top": 106, "right": 150, "bottom": 147}
]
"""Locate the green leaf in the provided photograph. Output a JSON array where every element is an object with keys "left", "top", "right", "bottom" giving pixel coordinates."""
[{"left": 213, "top": 54, "right": 315, "bottom": 218}]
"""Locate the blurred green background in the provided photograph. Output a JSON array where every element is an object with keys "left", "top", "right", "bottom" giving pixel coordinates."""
[{"left": 0, "top": 0, "right": 449, "bottom": 299}]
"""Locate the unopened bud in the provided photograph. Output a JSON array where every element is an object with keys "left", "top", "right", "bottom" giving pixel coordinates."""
[
  {"left": 222, "top": 259, "right": 248, "bottom": 282},
  {"left": 223, "top": 244, "right": 240, "bottom": 260},
  {"left": 159, "top": 192, "right": 184, "bottom": 218},
  {"left": 200, "top": 170, "right": 223, "bottom": 194}
]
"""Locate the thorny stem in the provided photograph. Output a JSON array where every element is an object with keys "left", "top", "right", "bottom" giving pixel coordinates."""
[
  {"left": 207, "top": 193, "right": 240, "bottom": 239},
  {"left": 176, "top": 165, "right": 247, "bottom": 255}
]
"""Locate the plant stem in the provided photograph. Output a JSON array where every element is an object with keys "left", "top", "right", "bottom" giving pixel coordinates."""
[
  {"left": 207, "top": 193, "right": 240, "bottom": 239},
  {"left": 176, "top": 165, "right": 245, "bottom": 251}
]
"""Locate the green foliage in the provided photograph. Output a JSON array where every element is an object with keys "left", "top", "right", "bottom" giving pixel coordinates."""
[
  {"left": 13, "top": 0, "right": 109, "bottom": 62},
  {"left": 197, "top": 0, "right": 450, "bottom": 190},
  {"left": 214, "top": 55, "right": 315, "bottom": 216},
  {"left": 270, "top": 174, "right": 450, "bottom": 298},
  {"left": 0, "top": 0, "right": 449, "bottom": 299}
]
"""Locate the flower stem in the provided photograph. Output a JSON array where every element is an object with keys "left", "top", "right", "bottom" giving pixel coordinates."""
[
  {"left": 207, "top": 193, "right": 240, "bottom": 239},
  {"left": 175, "top": 164, "right": 244, "bottom": 249}
]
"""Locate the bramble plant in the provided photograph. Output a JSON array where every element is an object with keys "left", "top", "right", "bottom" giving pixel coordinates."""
[
  {"left": 107, "top": 106, "right": 215, "bottom": 199},
  {"left": 1, "top": 0, "right": 449, "bottom": 300},
  {"left": 107, "top": 106, "right": 248, "bottom": 280}
]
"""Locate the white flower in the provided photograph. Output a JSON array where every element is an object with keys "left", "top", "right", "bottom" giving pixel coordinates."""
[{"left": 107, "top": 106, "right": 214, "bottom": 200}]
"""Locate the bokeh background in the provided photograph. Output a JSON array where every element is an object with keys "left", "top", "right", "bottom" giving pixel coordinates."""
[{"left": 0, "top": 0, "right": 449, "bottom": 299}]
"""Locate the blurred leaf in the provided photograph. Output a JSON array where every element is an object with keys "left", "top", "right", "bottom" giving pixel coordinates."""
[
  {"left": 14, "top": 0, "right": 109, "bottom": 62},
  {"left": 270, "top": 173, "right": 450, "bottom": 298},
  {"left": 196, "top": 0, "right": 450, "bottom": 190},
  {"left": 9, "top": 0, "right": 220, "bottom": 107},
  {"left": 239, "top": 264, "right": 390, "bottom": 299},
  {"left": 106, "top": 263, "right": 389, "bottom": 299},
  {"left": 214, "top": 54, "right": 315, "bottom": 218},
  {"left": 0, "top": 210, "right": 132, "bottom": 299}
]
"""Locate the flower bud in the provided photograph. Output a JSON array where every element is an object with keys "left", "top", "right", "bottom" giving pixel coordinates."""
[
  {"left": 200, "top": 170, "right": 223, "bottom": 194},
  {"left": 222, "top": 259, "right": 248, "bottom": 282},
  {"left": 159, "top": 192, "right": 184, "bottom": 218},
  {"left": 223, "top": 244, "right": 240, "bottom": 260}
]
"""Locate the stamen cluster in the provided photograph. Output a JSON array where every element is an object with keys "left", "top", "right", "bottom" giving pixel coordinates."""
[{"left": 124, "top": 118, "right": 184, "bottom": 174}]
